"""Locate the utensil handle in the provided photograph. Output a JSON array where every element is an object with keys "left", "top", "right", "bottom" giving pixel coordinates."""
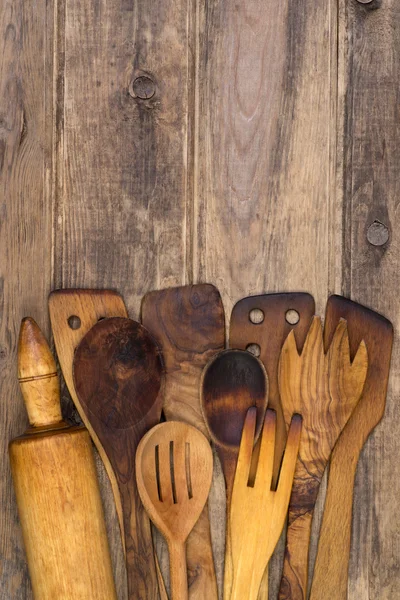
[
  {"left": 278, "top": 477, "right": 320, "bottom": 600},
  {"left": 169, "top": 540, "right": 188, "bottom": 600},
  {"left": 310, "top": 445, "right": 359, "bottom": 600}
]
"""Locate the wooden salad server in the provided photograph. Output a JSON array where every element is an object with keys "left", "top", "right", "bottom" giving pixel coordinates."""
[
  {"left": 310, "top": 296, "right": 393, "bottom": 600},
  {"left": 230, "top": 292, "right": 314, "bottom": 600},
  {"left": 136, "top": 422, "right": 213, "bottom": 600},
  {"left": 201, "top": 349, "right": 268, "bottom": 600},
  {"left": 230, "top": 407, "right": 301, "bottom": 600},
  {"left": 278, "top": 317, "right": 368, "bottom": 600},
  {"left": 9, "top": 318, "right": 117, "bottom": 599},
  {"left": 142, "top": 284, "right": 224, "bottom": 599},
  {"left": 73, "top": 317, "right": 165, "bottom": 600}
]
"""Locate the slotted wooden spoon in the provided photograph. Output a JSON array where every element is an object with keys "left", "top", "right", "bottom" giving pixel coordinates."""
[
  {"left": 136, "top": 422, "right": 213, "bottom": 600},
  {"left": 310, "top": 296, "right": 393, "bottom": 600},
  {"left": 142, "top": 284, "right": 224, "bottom": 599},
  {"left": 201, "top": 349, "right": 268, "bottom": 600},
  {"left": 278, "top": 317, "right": 368, "bottom": 600},
  {"left": 230, "top": 407, "right": 301, "bottom": 600},
  {"left": 73, "top": 317, "right": 164, "bottom": 600}
]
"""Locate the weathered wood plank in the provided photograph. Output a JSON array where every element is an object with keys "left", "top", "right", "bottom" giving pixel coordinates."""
[
  {"left": 0, "top": 1, "right": 54, "bottom": 597},
  {"left": 195, "top": 0, "right": 339, "bottom": 597},
  {"left": 338, "top": 0, "right": 400, "bottom": 597},
  {"left": 54, "top": 0, "right": 192, "bottom": 596}
]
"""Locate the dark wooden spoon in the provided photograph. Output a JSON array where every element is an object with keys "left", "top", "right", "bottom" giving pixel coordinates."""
[
  {"left": 73, "top": 317, "right": 164, "bottom": 600},
  {"left": 200, "top": 349, "right": 268, "bottom": 600}
]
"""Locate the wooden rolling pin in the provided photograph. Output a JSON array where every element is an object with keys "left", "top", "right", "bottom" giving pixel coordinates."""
[{"left": 9, "top": 318, "right": 117, "bottom": 600}]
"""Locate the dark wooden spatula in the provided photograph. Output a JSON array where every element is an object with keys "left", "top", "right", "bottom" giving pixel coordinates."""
[
  {"left": 310, "top": 296, "right": 393, "bottom": 600},
  {"left": 73, "top": 317, "right": 164, "bottom": 600},
  {"left": 201, "top": 349, "right": 269, "bottom": 600}
]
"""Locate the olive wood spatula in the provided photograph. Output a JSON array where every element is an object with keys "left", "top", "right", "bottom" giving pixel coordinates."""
[
  {"left": 142, "top": 284, "right": 224, "bottom": 599},
  {"left": 278, "top": 316, "right": 368, "bottom": 600},
  {"left": 230, "top": 407, "right": 301, "bottom": 600},
  {"left": 136, "top": 421, "right": 213, "bottom": 600},
  {"left": 73, "top": 317, "right": 165, "bottom": 600},
  {"left": 310, "top": 296, "right": 393, "bottom": 600}
]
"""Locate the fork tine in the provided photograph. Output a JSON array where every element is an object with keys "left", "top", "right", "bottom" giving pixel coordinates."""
[
  {"left": 235, "top": 407, "right": 257, "bottom": 487},
  {"left": 158, "top": 440, "right": 174, "bottom": 504},
  {"left": 254, "top": 409, "right": 276, "bottom": 488},
  {"left": 276, "top": 414, "right": 302, "bottom": 498}
]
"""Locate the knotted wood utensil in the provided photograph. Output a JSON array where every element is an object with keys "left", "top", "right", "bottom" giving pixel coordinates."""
[{"left": 278, "top": 317, "right": 368, "bottom": 600}]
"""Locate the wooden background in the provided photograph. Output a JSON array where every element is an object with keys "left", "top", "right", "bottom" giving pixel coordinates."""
[{"left": 1, "top": 0, "right": 400, "bottom": 597}]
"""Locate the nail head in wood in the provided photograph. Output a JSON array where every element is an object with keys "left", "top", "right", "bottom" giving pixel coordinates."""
[
  {"left": 367, "top": 220, "right": 389, "bottom": 246},
  {"left": 129, "top": 76, "right": 156, "bottom": 100}
]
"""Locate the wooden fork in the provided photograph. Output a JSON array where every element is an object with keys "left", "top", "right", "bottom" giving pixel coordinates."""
[{"left": 230, "top": 407, "right": 302, "bottom": 600}]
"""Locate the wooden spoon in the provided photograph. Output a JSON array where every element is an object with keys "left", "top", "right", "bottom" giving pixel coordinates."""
[
  {"left": 136, "top": 422, "right": 213, "bottom": 600},
  {"left": 142, "top": 284, "right": 224, "bottom": 599},
  {"left": 310, "top": 296, "right": 393, "bottom": 600},
  {"left": 73, "top": 317, "right": 164, "bottom": 600},
  {"left": 230, "top": 407, "right": 301, "bottom": 600},
  {"left": 278, "top": 317, "right": 368, "bottom": 600},
  {"left": 200, "top": 349, "right": 268, "bottom": 600}
]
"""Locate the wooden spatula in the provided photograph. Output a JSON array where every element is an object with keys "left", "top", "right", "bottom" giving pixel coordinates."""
[
  {"left": 278, "top": 317, "right": 368, "bottom": 600},
  {"left": 136, "top": 422, "right": 213, "bottom": 600},
  {"left": 142, "top": 284, "right": 224, "bottom": 599},
  {"left": 230, "top": 407, "right": 301, "bottom": 600},
  {"left": 310, "top": 296, "right": 393, "bottom": 600},
  {"left": 201, "top": 349, "right": 269, "bottom": 600},
  {"left": 73, "top": 317, "right": 164, "bottom": 600}
]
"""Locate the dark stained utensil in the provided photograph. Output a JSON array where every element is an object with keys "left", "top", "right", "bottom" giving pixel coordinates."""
[
  {"left": 142, "top": 283, "right": 225, "bottom": 599},
  {"left": 201, "top": 349, "right": 268, "bottom": 600},
  {"left": 310, "top": 296, "right": 393, "bottom": 600},
  {"left": 73, "top": 317, "right": 164, "bottom": 600}
]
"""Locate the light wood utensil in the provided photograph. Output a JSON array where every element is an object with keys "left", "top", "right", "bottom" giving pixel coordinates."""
[
  {"left": 310, "top": 296, "right": 393, "bottom": 600},
  {"left": 73, "top": 317, "right": 164, "bottom": 600},
  {"left": 201, "top": 349, "right": 268, "bottom": 600},
  {"left": 230, "top": 407, "right": 301, "bottom": 600},
  {"left": 142, "top": 283, "right": 224, "bottom": 599},
  {"left": 136, "top": 421, "right": 213, "bottom": 600},
  {"left": 278, "top": 316, "right": 368, "bottom": 600},
  {"left": 9, "top": 318, "right": 117, "bottom": 600}
]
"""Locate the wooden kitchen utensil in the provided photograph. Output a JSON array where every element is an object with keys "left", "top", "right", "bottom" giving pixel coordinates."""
[
  {"left": 310, "top": 296, "right": 393, "bottom": 600},
  {"left": 230, "top": 292, "right": 315, "bottom": 487},
  {"left": 73, "top": 317, "right": 164, "bottom": 600},
  {"left": 230, "top": 407, "right": 301, "bottom": 600},
  {"left": 201, "top": 349, "right": 268, "bottom": 600},
  {"left": 9, "top": 318, "right": 117, "bottom": 600},
  {"left": 49, "top": 288, "right": 128, "bottom": 528},
  {"left": 230, "top": 292, "right": 315, "bottom": 599},
  {"left": 278, "top": 317, "right": 368, "bottom": 600},
  {"left": 142, "top": 283, "right": 224, "bottom": 599},
  {"left": 136, "top": 421, "right": 213, "bottom": 600}
]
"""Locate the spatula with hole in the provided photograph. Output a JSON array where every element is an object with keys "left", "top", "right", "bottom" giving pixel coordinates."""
[
  {"left": 278, "top": 317, "right": 368, "bottom": 600},
  {"left": 310, "top": 296, "right": 393, "bottom": 600},
  {"left": 136, "top": 421, "right": 213, "bottom": 600},
  {"left": 230, "top": 407, "right": 301, "bottom": 600},
  {"left": 73, "top": 317, "right": 165, "bottom": 600}
]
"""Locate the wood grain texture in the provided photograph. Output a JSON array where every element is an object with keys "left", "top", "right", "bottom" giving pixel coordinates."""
[
  {"left": 10, "top": 318, "right": 117, "bottom": 599},
  {"left": 230, "top": 408, "right": 301, "bottom": 600},
  {"left": 141, "top": 283, "right": 224, "bottom": 599},
  {"left": 310, "top": 296, "right": 393, "bottom": 600},
  {"left": 201, "top": 349, "right": 268, "bottom": 600},
  {"left": 73, "top": 317, "right": 165, "bottom": 600},
  {"left": 0, "top": 0, "right": 54, "bottom": 596},
  {"left": 136, "top": 422, "right": 214, "bottom": 600},
  {"left": 278, "top": 317, "right": 368, "bottom": 600},
  {"left": 338, "top": 1, "right": 400, "bottom": 597}
]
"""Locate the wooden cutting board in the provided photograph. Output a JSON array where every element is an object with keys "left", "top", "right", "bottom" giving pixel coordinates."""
[
  {"left": 310, "top": 295, "right": 393, "bottom": 600},
  {"left": 142, "top": 283, "right": 224, "bottom": 600}
]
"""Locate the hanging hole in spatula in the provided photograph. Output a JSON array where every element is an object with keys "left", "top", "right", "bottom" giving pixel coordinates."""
[
  {"left": 249, "top": 308, "right": 265, "bottom": 324},
  {"left": 285, "top": 309, "right": 300, "bottom": 325},
  {"left": 246, "top": 343, "right": 261, "bottom": 357},
  {"left": 67, "top": 315, "right": 81, "bottom": 330}
]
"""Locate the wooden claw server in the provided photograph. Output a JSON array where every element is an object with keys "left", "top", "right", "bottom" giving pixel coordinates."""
[{"left": 9, "top": 318, "right": 117, "bottom": 600}]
